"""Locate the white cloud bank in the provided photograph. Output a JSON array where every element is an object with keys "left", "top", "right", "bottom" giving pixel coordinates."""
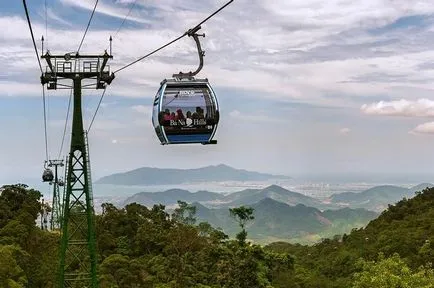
[
  {"left": 361, "top": 99, "right": 434, "bottom": 117},
  {"left": 410, "top": 121, "right": 434, "bottom": 135}
]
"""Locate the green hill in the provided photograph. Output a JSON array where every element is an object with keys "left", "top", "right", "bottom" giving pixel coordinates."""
[
  {"left": 329, "top": 183, "right": 434, "bottom": 212},
  {"left": 123, "top": 188, "right": 224, "bottom": 207},
  {"left": 124, "top": 184, "right": 335, "bottom": 211},
  {"left": 265, "top": 186, "right": 434, "bottom": 287},
  {"left": 2, "top": 183, "right": 433, "bottom": 288},
  {"left": 221, "top": 184, "right": 325, "bottom": 209},
  {"left": 192, "top": 198, "right": 377, "bottom": 244}
]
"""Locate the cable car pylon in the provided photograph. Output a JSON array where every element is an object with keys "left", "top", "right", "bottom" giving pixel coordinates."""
[
  {"left": 45, "top": 159, "right": 65, "bottom": 231},
  {"left": 40, "top": 39, "right": 115, "bottom": 287}
]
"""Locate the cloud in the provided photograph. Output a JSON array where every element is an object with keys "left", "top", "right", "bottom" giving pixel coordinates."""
[
  {"left": 410, "top": 121, "right": 434, "bottom": 135},
  {"left": 88, "top": 120, "right": 125, "bottom": 131},
  {"left": 7, "top": 0, "right": 434, "bottom": 183},
  {"left": 100, "top": 101, "right": 118, "bottom": 108},
  {"left": 339, "top": 127, "right": 351, "bottom": 134},
  {"left": 0, "top": 81, "right": 42, "bottom": 97},
  {"left": 229, "top": 110, "right": 280, "bottom": 123},
  {"left": 59, "top": 0, "right": 151, "bottom": 24},
  {"left": 361, "top": 99, "right": 434, "bottom": 117},
  {"left": 131, "top": 105, "right": 152, "bottom": 116},
  {"left": 5, "top": 0, "right": 434, "bottom": 110},
  {"left": 46, "top": 8, "right": 73, "bottom": 26}
]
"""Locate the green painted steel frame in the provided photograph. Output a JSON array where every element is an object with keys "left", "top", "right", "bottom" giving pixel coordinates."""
[
  {"left": 41, "top": 50, "right": 114, "bottom": 288},
  {"left": 50, "top": 162, "right": 62, "bottom": 231},
  {"left": 58, "top": 77, "right": 98, "bottom": 288}
]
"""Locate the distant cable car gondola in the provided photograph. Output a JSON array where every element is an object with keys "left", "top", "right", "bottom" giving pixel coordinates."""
[
  {"left": 152, "top": 26, "right": 219, "bottom": 145},
  {"left": 58, "top": 178, "right": 65, "bottom": 187},
  {"left": 42, "top": 168, "right": 54, "bottom": 182}
]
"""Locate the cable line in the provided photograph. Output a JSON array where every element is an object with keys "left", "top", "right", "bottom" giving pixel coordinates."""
[
  {"left": 45, "top": 0, "right": 48, "bottom": 51},
  {"left": 87, "top": 87, "right": 107, "bottom": 133},
  {"left": 194, "top": 0, "right": 234, "bottom": 30},
  {"left": 58, "top": 90, "right": 72, "bottom": 159},
  {"left": 42, "top": 86, "right": 49, "bottom": 162},
  {"left": 23, "top": 0, "right": 50, "bottom": 162},
  {"left": 22, "top": 0, "right": 43, "bottom": 73},
  {"left": 113, "top": 0, "right": 138, "bottom": 39},
  {"left": 87, "top": 0, "right": 138, "bottom": 134},
  {"left": 113, "top": 0, "right": 234, "bottom": 74},
  {"left": 77, "top": 0, "right": 99, "bottom": 53},
  {"left": 88, "top": 0, "right": 233, "bottom": 134}
]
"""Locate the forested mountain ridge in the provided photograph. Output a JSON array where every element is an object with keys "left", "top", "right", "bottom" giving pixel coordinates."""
[
  {"left": 96, "top": 164, "right": 291, "bottom": 185},
  {"left": 220, "top": 184, "right": 324, "bottom": 208},
  {"left": 265, "top": 186, "right": 434, "bottom": 287},
  {"left": 0, "top": 183, "right": 293, "bottom": 287},
  {"left": 191, "top": 198, "right": 378, "bottom": 244},
  {"left": 124, "top": 184, "right": 331, "bottom": 210},
  {"left": 329, "top": 183, "right": 434, "bottom": 211},
  {"left": 1, "top": 183, "right": 433, "bottom": 287},
  {"left": 124, "top": 188, "right": 224, "bottom": 207},
  {"left": 124, "top": 183, "right": 434, "bottom": 214}
]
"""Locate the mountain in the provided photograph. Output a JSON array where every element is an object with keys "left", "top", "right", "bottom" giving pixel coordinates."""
[
  {"left": 124, "top": 189, "right": 224, "bottom": 207},
  {"left": 264, "top": 186, "right": 434, "bottom": 287},
  {"left": 329, "top": 183, "right": 434, "bottom": 212},
  {"left": 219, "top": 184, "right": 325, "bottom": 208},
  {"left": 124, "top": 184, "right": 330, "bottom": 210},
  {"left": 123, "top": 183, "right": 434, "bottom": 216},
  {"left": 96, "top": 164, "right": 290, "bottom": 185},
  {"left": 192, "top": 198, "right": 378, "bottom": 243},
  {"left": 409, "top": 182, "right": 434, "bottom": 193}
]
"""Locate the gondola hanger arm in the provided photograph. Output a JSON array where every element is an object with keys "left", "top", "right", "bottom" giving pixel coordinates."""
[{"left": 173, "top": 26, "right": 206, "bottom": 80}]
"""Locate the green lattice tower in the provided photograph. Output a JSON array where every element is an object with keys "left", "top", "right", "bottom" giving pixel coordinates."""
[
  {"left": 41, "top": 50, "right": 115, "bottom": 288},
  {"left": 48, "top": 159, "right": 64, "bottom": 231}
]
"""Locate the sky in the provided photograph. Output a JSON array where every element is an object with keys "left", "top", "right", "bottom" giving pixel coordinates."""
[{"left": 2, "top": 0, "right": 434, "bottom": 185}]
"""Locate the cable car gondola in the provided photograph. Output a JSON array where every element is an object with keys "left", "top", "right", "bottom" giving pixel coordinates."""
[
  {"left": 42, "top": 168, "right": 54, "bottom": 182},
  {"left": 58, "top": 178, "right": 65, "bottom": 187},
  {"left": 152, "top": 26, "right": 219, "bottom": 145}
]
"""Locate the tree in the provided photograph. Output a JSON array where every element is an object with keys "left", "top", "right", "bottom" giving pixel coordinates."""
[
  {"left": 0, "top": 245, "right": 28, "bottom": 287},
  {"left": 352, "top": 253, "right": 434, "bottom": 288},
  {"left": 172, "top": 201, "right": 197, "bottom": 225},
  {"left": 229, "top": 206, "right": 254, "bottom": 244}
]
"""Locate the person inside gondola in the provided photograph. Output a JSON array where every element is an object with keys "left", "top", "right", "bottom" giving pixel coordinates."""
[
  {"left": 192, "top": 107, "right": 200, "bottom": 119},
  {"left": 198, "top": 107, "right": 205, "bottom": 119},
  {"left": 175, "top": 109, "right": 185, "bottom": 121},
  {"left": 163, "top": 109, "right": 171, "bottom": 121}
]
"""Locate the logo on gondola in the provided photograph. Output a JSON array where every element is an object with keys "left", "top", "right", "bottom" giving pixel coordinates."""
[
  {"left": 179, "top": 90, "right": 195, "bottom": 96},
  {"left": 170, "top": 118, "right": 206, "bottom": 127}
]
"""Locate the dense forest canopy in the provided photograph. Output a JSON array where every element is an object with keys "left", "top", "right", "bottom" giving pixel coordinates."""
[{"left": 0, "top": 183, "right": 433, "bottom": 287}]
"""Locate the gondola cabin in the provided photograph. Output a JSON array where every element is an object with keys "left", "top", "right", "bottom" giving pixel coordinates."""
[
  {"left": 152, "top": 78, "right": 219, "bottom": 145},
  {"left": 42, "top": 168, "right": 54, "bottom": 182},
  {"left": 58, "top": 179, "right": 65, "bottom": 187}
]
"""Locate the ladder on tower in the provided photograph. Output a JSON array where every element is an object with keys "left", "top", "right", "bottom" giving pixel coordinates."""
[
  {"left": 60, "top": 156, "right": 68, "bottom": 228},
  {"left": 84, "top": 131, "right": 94, "bottom": 206}
]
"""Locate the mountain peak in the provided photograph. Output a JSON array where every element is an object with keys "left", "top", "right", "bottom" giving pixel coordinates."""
[
  {"left": 214, "top": 163, "right": 232, "bottom": 168},
  {"left": 262, "top": 184, "right": 288, "bottom": 192}
]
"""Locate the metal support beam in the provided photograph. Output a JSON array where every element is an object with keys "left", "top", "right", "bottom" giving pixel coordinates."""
[{"left": 40, "top": 50, "right": 114, "bottom": 288}]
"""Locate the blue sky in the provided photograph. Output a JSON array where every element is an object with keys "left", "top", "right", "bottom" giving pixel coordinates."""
[{"left": 2, "top": 0, "right": 434, "bottom": 185}]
